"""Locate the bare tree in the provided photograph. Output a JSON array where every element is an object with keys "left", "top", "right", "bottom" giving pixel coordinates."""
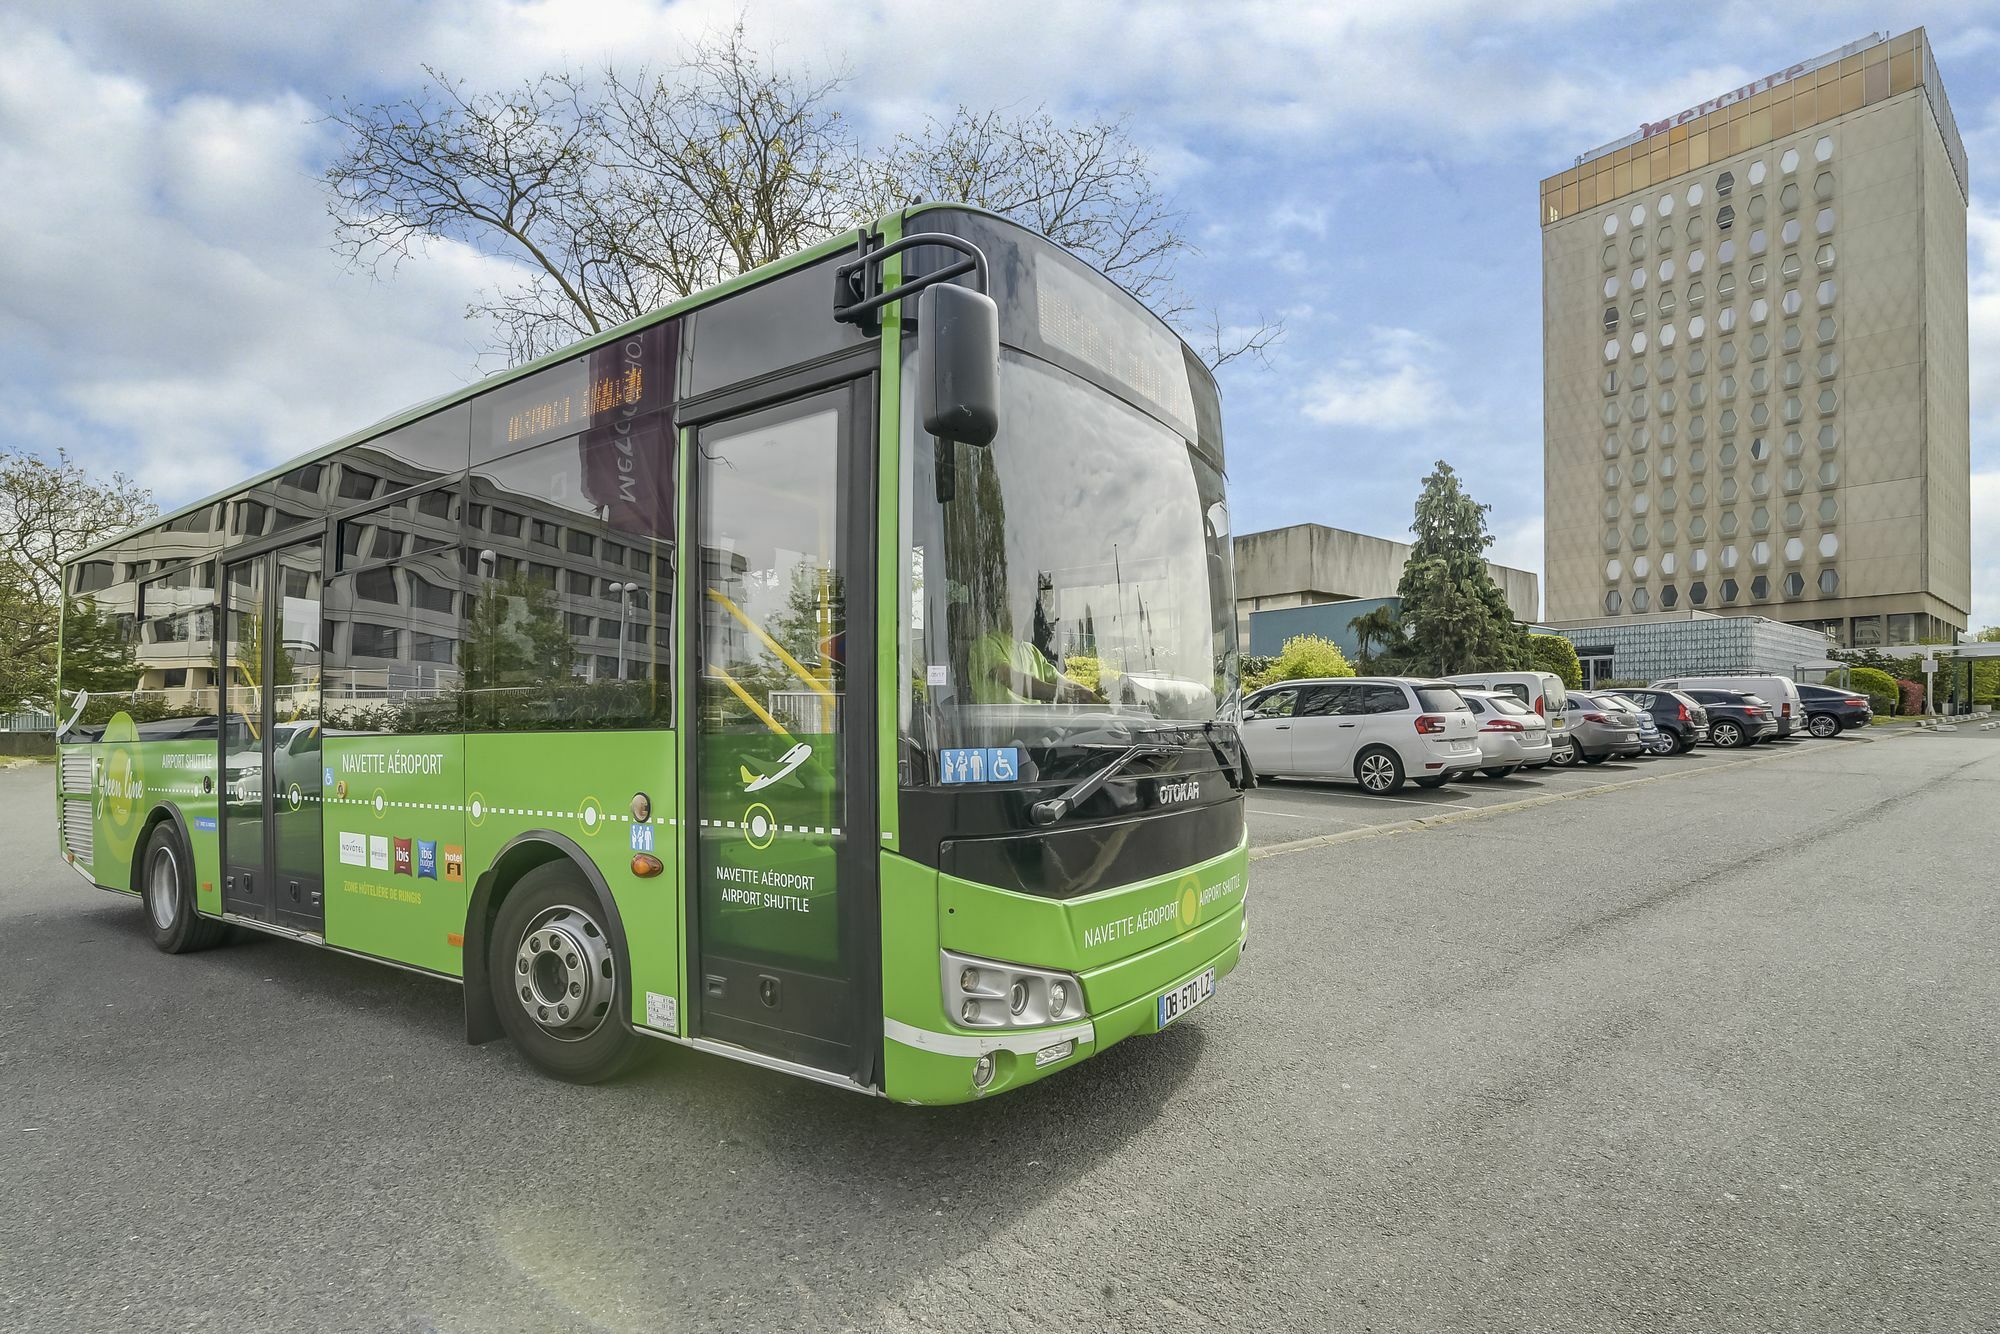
[
  {"left": 0, "top": 449, "right": 156, "bottom": 713},
  {"left": 843, "top": 103, "right": 1284, "bottom": 368},
  {"left": 324, "top": 28, "right": 1279, "bottom": 369}
]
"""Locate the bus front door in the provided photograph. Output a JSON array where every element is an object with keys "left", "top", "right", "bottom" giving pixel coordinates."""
[
  {"left": 689, "top": 379, "right": 876, "bottom": 1081},
  {"left": 220, "top": 540, "right": 326, "bottom": 935}
]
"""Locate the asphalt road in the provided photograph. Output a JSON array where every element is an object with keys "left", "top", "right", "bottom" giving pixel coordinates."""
[{"left": 3, "top": 728, "right": 1997, "bottom": 1332}]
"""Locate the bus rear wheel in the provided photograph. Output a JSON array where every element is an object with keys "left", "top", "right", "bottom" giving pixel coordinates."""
[
  {"left": 142, "top": 823, "right": 228, "bottom": 954},
  {"left": 489, "top": 861, "right": 644, "bottom": 1084}
]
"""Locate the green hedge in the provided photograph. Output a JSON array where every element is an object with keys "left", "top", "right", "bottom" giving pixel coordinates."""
[
  {"left": 1846, "top": 666, "right": 1898, "bottom": 716},
  {"left": 1528, "top": 634, "right": 1582, "bottom": 689}
]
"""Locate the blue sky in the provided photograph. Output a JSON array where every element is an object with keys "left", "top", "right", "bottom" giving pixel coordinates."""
[{"left": 4, "top": 0, "right": 1997, "bottom": 626}]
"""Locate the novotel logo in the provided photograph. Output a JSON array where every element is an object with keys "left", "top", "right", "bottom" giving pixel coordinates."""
[{"left": 1639, "top": 61, "right": 1811, "bottom": 140}]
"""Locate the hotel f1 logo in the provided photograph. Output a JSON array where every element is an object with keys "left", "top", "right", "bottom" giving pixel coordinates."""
[
  {"left": 442, "top": 845, "right": 464, "bottom": 883},
  {"left": 393, "top": 837, "right": 413, "bottom": 876}
]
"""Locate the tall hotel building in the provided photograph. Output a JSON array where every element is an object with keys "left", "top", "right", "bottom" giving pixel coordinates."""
[{"left": 1540, "top": 30, "right": 1971, "bottom": 648}]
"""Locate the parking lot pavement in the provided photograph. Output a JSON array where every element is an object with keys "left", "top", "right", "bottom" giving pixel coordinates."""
[
  {"left": 1246, "top": 733, "right": 1853, "bottom": 849},
  {"left": 5, "top": 726, "right": 1999, "bottom": 1332}
]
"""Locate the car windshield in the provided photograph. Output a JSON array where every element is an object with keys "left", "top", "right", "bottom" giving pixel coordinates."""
[{"left": 901, "top": 349, "right": 1235, "bottom": 783}]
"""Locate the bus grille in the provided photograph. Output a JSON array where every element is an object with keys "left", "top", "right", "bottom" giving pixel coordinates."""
[
  {"left": 60, "top": 751, "right": 94, "bottom": 794},
  {"left": 61, "top": 798, "right": 94, "bottom": 865}
]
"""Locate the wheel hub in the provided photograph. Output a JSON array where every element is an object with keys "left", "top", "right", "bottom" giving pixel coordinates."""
[
  {"left": 512, "top": 906, "right": 614, "bottom": 1041},
  {"left": 146, "top": 845, "right": 179, "bottom": 931}
]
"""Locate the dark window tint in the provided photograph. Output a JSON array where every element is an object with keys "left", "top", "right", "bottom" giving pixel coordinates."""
[
  {"left": 345, "top": 403, "right": 470, "bottom": 489},
  {"left": 1415, "top": 686, "right": 1467, "bottom": 712},
  {"left": 1297, "top": 684, "right": 1358, "bottom": 717},
  {"left": 459, "top": 421, "right": 676, "bottom": 729},
  {"left": 337, "top": 485, "right": 460, "bottom": 571},
  {"left": 684, "top": 259, "right": 865, "bottom": 397},
  {"left": 1487, "top": 694, "right": 1533, "bottom": 716},
  {"left": 350, "top": 622, "right": 400, "bottom": 657},
  {"left": 1362, "top": 684, "right": 1408, "bottom": 714},
  {"left": 471, "top": 326, "right": 673, "bottom": 462}
]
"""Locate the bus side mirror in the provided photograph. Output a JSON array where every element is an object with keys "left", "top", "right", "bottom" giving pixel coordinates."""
[{"left": 918, "top": 282, "right": 999, "bottom": 447}]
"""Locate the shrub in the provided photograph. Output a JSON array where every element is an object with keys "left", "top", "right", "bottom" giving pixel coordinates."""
[
  {"left": 1896, "top": 678, "right": 1925, "bottom": 717},
  {"left": 1529, "top": 634, "right": 1582, "bottom": 689},
  {"left": 1245, "top": 634, "right": 1355, "bottom": 691},
  {"left": 1846, "top": 666, "right": 1898, "bottom": 716}
]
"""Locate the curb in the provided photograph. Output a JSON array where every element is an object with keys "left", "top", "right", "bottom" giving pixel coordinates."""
[{"left": 1249, "top": 731, "right": 1912, "bottom": 864}]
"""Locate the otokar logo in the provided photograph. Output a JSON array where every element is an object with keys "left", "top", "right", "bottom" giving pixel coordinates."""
[{"left": 1156, "top": 776, "right": 1203, "bottom": 806}]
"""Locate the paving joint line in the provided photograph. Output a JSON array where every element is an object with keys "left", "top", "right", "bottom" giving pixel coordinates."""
[{"left": 1248, "top": 732, "right": 1912, "bottom": 863}]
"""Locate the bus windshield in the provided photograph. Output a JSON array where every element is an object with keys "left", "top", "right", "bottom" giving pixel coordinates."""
[{"left": 903, "top": 347, "right": 1237, "bottom": 783}]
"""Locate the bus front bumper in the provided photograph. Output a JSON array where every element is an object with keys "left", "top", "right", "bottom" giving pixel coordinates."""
[{"left": 883, "top": 907, "right": 1247, "bottom": 1105}]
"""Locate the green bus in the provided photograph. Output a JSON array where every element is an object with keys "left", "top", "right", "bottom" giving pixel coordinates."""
[{"left": 53, "top": 205, "right": 1249, "bottom": 1104}]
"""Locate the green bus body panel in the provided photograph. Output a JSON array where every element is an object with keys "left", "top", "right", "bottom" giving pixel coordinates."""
[
  {"left": 66, "top": 716, "right": 222, "bottom": 908},
  {"left": 320, "top": 731, "right": 681, "bottom": 995},
  {"left": 878, "top": 833, "right": 1249, "bottom": 1104}
]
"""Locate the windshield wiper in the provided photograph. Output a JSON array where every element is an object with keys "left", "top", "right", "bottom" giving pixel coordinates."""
[
  {"left": 1128, "top": 720, "right": 1251, "bottom": 792},
  {"left": 1029, "top": 743, "right": 1176, "bottom": 826}
]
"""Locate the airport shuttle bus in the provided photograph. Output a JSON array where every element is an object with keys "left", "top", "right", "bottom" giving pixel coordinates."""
[{"left": 53, "top": 205, "right": 1249, "bottom": 1103}]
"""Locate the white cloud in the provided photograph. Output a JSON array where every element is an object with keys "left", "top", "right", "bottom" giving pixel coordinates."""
[
  {"left": 1972, "top": 470, "right": 2000, "bottom": 634},
  {"left": 1488, "top": 514, "right": 1544, "bottom": 598},
  {"left": 1300, "top": 327, "right": 1457, "bottom": 430},
  {"left": 0, "top": 17, "right": 520, "bottom": 507}
]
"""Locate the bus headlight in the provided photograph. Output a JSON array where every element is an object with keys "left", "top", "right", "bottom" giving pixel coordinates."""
[{"left": 941, "top": 949, "right": 1084, "bottom": 1030}]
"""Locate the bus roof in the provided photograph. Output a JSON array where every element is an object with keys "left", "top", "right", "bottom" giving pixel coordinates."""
[{"left": 75, "top": 202, "right": 1207, "bottom": 563}]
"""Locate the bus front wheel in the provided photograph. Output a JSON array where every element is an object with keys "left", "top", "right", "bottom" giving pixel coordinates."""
[
  {"left": 489, "top": 861, "right": 644, "bottom": 1084},
  {"left": 142, "top": 822, "right": 228, "bottom": 954}
]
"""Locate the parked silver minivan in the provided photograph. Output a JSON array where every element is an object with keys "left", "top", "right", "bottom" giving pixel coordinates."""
[{"left": 1242, "top": 677, "right": 1483, "bottom": 793}]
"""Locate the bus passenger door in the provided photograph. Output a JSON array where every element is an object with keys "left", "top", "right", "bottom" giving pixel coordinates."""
[
  {"left": 220, "top": 540, "right": 326, "bottom": 934},
  {"left": 688, "top": 379, "right": 875, "bottom": 1080}
]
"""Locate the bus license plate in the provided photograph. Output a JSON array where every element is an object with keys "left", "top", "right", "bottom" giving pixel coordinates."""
[{"left": 1156, "top": 969, "right": 1216, "bottom": 1029}]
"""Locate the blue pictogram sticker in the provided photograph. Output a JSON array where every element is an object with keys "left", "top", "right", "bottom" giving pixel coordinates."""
[
  {"left": 630, "top": 821, "right": 656, "bottom": 853},
  {"left": 940, "top": 747, "right": 1021, "bottom": 785},
  {"left": 193, "top": 816, "right": 217, "bottom": 831},
  {"left": 323, "top": 766, "right": 335, "bottom": 787}
]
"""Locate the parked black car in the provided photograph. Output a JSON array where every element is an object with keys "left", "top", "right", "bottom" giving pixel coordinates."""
[
  {"left": 1796, "top": 683, "right": 1875, "bottom": 737},
  {"left": 1683, "top": 688, "right": 1781, "bottom": 747},
  {"left": 1613, "top": 688, "right": 1710, "bottom": 755}
]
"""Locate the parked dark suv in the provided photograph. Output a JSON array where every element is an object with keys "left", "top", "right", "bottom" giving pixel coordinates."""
[
  {"left": 1613, "top": 688, "right": 1710, "bottom": 755},
  {"left": 1684, "top": 688, "right": 1781, "bottom": 747},
  {"left": 1796, "top": 683, "right": 1875, "bottom": 737}
]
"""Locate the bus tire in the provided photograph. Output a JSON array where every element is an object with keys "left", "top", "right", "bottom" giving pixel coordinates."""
[
  {"left": 488, "top": 860, "right": 644, "bottom": 1084},
  {"left": 141, "top": 821, "right": 227, "bottom": 954}
]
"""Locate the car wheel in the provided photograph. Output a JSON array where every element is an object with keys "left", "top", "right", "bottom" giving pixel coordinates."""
[
  {"left": 142, "top": 822, "right": 229, "bottom": 954},
  {"left": 1710, "top": 720, "right": 1744, "bottom": 747},
  {"left": 490, "top": 861, "right": 646, "bottom": 1084},
  {"left": 1550, "top": 743, "right": 1577, "bottom": 767},
  {"left": 1808, "top": 713, "right": 1840, "bottom": 738},
  {"left": 1645, "top": 732, "right": 1675, "bottom": 755},
  {"left": 1353, "top": 747, "right": 1406, "bottom": 794}
]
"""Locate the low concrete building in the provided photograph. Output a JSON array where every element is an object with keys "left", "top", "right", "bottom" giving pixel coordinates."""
[
  {"left": 1542, "top": 611, "right": 1836, "bottom": 686},
  {"left": 1233, "top": 524, "right": 1540, "bottom": 647}
]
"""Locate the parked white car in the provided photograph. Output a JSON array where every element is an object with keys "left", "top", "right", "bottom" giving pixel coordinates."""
[
  {"left": 1241, "top": 677, "right": 1482, "bottom": 793},
  {"left": 1652, "top": 674, "right": 1804, "bottom": 739},
  {"left": 1458, "top": 689, "right": 1555, "bottom": 777},
  {"left": 1444, "top": 670, "right": 1572, "bottom": 759}
]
